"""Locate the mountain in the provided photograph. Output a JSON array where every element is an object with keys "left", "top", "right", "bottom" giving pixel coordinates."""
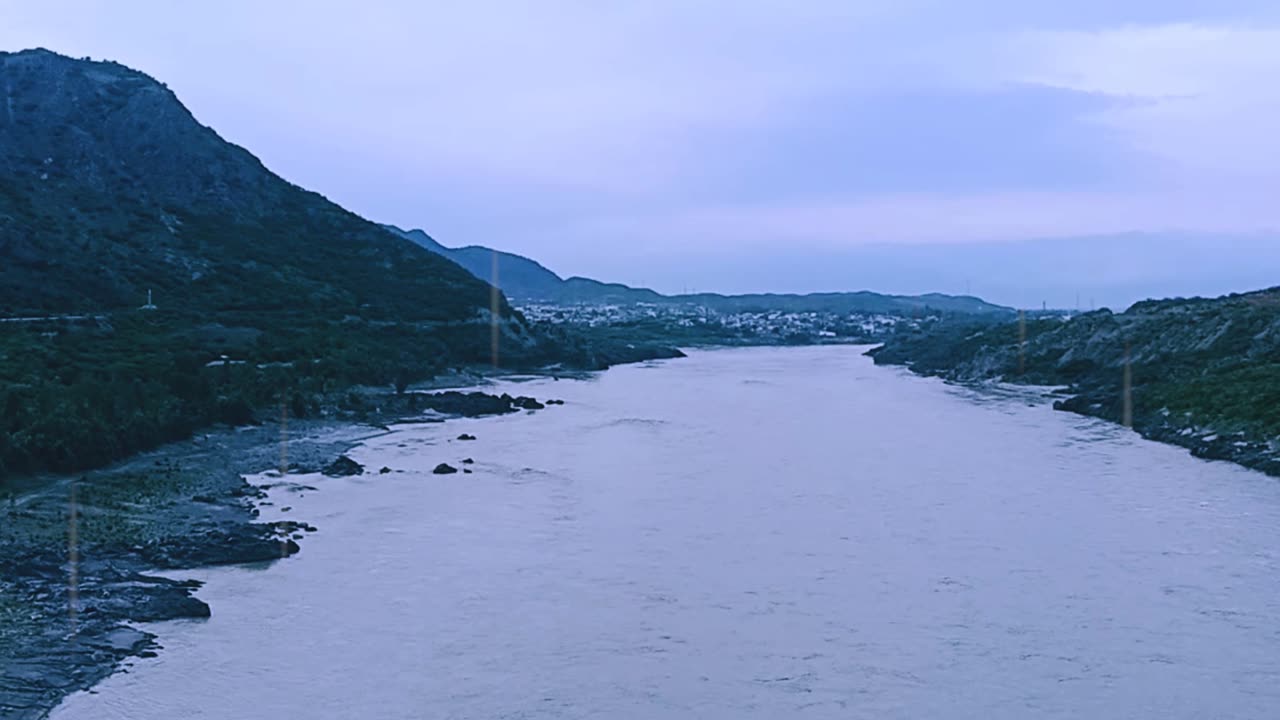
[
  {"left": 667, "top": 291, "right": 1010, "bottom": 316},
  {"left": 388, "top": 226, "right": 1012, "bottom": 316},
  {"left": 0, "top": 49, "right": 498, "bottom": 321},
  {"left": 0, "top": 49, "right": 682, "bottom": 478},
  {"left": 388, "top": 226, "right": 567, "bottom": 301},
  {"left": 871, "top": 287, "right": 1280, "bottom": 476},
  {"left": 567, "top": 234, "right": 1280, "bottom": 312},
  {"left": 388, "top": 225, "right": 672, "bottom": 305}
]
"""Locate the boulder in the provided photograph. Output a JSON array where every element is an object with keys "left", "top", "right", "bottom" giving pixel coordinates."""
[
  {"left": 457, "top": 434, "right": 477, "bottom": 441},
  {"left": 433, "top": 463, "right": 459, "bottom": 475},
  {"left": 322, "top": 455, "right": 364, "bottom": 477}
]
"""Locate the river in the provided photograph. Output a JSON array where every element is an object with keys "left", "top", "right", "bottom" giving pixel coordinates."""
[{"left": 50, "top": 346, "right": 1280, "bottom": 719}]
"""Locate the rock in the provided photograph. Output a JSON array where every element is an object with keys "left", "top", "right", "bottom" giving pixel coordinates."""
[
  {"left": 457, "top": 434, "right": 477, "bottom": 441},
  {"left": 322, "top": 455, "right": 364, "bottom": 477},
  {"left": 461, "top": 458, "right": 474, "bottom": 465},
  {"left": 89, "top": 628, "right": 153, "bottom": 656},
  {"left": 433, "top": 463, "right": 459, "bottom": 475},
  {"left": 416, "top": 391, "right": 518, "bottom": 417},
  {"left": 512, "top": 396, "right": 545, "bottom": 410},
  {"left": 463, "top": 469, "right": 473, "bottom": 474},
  {"left": 546, "top": 399, "right": 565, "bottom": 405},
  {"left": 230, "top": 483, "right": 269, "bottom": 499},
  {"left": 379, "top": 466, "right": 392, "bottom": 474},
  {"left": 139, "top": 523, "right": 301, "bottom": 568},
  {"left": 113, "top": 585, "right": 213, "bottom": 622},
  {"left": 274, "top": 520, "right": 318, "bottom": 534}
]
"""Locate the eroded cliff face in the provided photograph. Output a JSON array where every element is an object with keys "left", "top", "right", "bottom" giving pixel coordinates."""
[{"left": 871, "top": 288, "right": 1280, "bottom": 476}]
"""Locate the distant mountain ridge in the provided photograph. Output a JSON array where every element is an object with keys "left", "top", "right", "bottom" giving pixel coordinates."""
[
  {"left": 389, "top": 227, "right": 569, "bottom": 301},
  {"left": 386, "top": 225, "right": 1013, "bottom": 316}
]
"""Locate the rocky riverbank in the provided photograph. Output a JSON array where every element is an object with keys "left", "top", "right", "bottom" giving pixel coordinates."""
[
  {"left": 0, "top": 385, "right": 569, "bottom": 719},
  {"left": 869, "top": 287, "right": 1280, "bottom": 478}
]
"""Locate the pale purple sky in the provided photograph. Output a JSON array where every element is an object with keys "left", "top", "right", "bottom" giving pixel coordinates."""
[{"left": 6, "top": 1, "right": 1280, "bottom": 307}]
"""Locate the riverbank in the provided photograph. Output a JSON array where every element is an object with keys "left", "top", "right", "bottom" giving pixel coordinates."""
[
  {"left": 868, "top": 289, "right": 1280, "bottom": 479},
  {"left": 877, "top": 360, "right": 1280, "bottom": 479},
  {"left": 42, "top": 345, "right": 1280, "bottom": 720},
  {"left": 0, "top": 378, "right": 574, "bottom": 720}
]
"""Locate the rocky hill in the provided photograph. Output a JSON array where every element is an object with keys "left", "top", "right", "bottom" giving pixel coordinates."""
[
  {"left": 871, "top": 288, "right": 1280, "bottom": 476},
  {"left": 0, "top": 49, "right": 678, "bottom": 478},
  {"left": 0, "top": 49, "right": 501, "bottom": 320}
]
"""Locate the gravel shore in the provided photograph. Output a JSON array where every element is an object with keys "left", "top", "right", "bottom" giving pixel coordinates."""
[{"left": 0, "top": 383, "right": 559, "bottom": 719}]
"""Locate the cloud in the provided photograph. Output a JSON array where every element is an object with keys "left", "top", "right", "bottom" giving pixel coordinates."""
[
  {"left": 996, "top": 24, "right": 1280, "bottom": 183},
  {"left": 531, "top": 188, "right": 1280, "bottom": 260},
  {"left": 3, "top": 0, "right": 1279, "bottom": 299}
]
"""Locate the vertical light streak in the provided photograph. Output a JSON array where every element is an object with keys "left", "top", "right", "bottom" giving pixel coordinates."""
[
  {"left": 1123, "top": 342, "right": 1133, "bottom": 428},
  {"left": 279, "top": 401, "right": 289, "bottom": 475},
  {"left": 280, "top": 401, "right": 291, "bottom": 558},
  {"left": 67, "top": 479, "right": 79, "bottom": 634},
  {"left": 1018, "top": 310, "right": 1027, "bottom": 376},
  {"left": 490, "top": 249, "right": 501, "bottom": 368}
]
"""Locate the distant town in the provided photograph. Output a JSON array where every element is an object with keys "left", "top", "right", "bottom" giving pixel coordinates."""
[{"left": 517, "top": 301, "right": 937, "bottom": 345}]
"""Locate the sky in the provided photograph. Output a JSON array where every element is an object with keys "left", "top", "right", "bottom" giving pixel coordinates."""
[{"left": 4, "top": 0, "right": 1280, "bottom": 308}]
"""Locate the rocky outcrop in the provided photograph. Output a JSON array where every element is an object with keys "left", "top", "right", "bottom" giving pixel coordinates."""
[
  {"left": 405, "top": 391, "right": 551, "bottom": 418},
  {"left": 137, "top": 522, "right": 302, "bottom": 569}
]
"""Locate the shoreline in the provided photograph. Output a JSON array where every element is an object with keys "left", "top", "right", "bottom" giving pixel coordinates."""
[
  {"left": 0, "top": 375, "right": 573, "bottom": 720},
  {"left": 1050, "top": 392, "right": 1280, "bottom": 479},
  {"left": 872, "top": 354, "right": 1280, "bottom": 480},
  {"left": 11, "top": 343, "right": 1273, "bottom": 717}
]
